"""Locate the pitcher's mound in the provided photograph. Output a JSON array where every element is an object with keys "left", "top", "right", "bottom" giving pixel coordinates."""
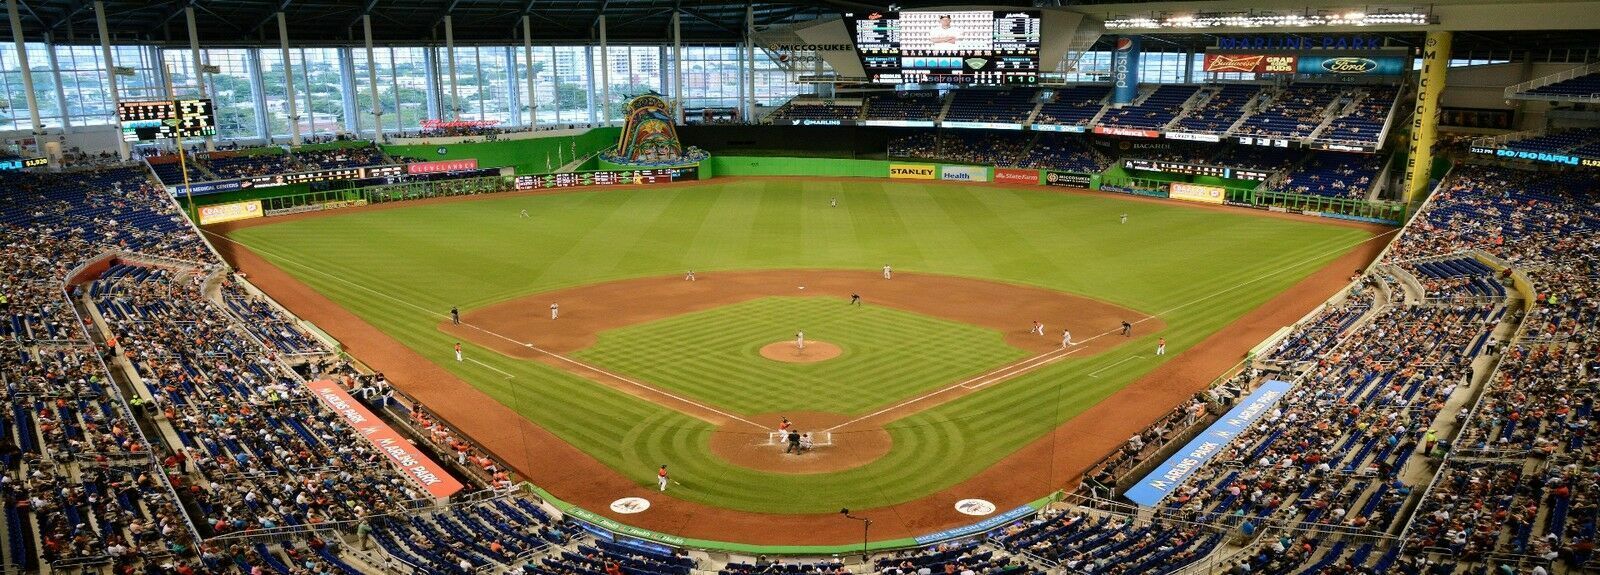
[{"left": 759, "top": 341, "right": 842, "bottom": 363}]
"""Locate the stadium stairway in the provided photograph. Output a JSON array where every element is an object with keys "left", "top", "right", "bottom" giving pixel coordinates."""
[{"left": 1160, "top": 85, "right": 1218, "bottom": 132}]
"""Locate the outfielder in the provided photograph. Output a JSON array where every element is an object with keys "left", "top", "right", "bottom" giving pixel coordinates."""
[
  {"left": 520, "top": 209, "right": 531, "bottom": 218},
  {"left": 550, "top": 302, "right": 559, "bottom": 320},
  {"left": 1120, "top": 213, "right": 1128, "bottom": 224}
]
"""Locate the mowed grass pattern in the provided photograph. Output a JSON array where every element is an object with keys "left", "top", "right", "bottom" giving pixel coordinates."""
[
  {"left": 574, "top": 297, "right": 1028, "bottom": 415},
  {"left": 225, "top": 179, "right": 1377, "bottom": 513}
]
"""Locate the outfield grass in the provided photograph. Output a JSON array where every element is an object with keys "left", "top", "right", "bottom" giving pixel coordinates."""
[
  {"left": 225, "top": 179, "right": 1373, "bottom": 513},
  {"left": 575, "top": 297, "right": 1028, "bottom": 415}
]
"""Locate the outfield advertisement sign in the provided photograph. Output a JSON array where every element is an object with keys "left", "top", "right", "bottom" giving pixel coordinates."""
[
  {"left": 993, "top": 168, "right": 1040, "bottom": 184},
  {"left": 939, "top": 165, "right": 991, "bottom": 182},
  {"left": 863, "top": 120, "right": 936, "bottom": 128},
  {"left": 174, "top": 179, "right": 244, "bottom": 196},
  {"left": 1168, "top": 182, "right": 1228, "bottom": 205},
  {"left": 942, "top": 121, "right": 1024, "bottom": 131},
  {"left": 407, "top": 158, "right": 479, "bottom": 174},
  {"left": 1093, "top": 125, "right": 1161, "bottom": 139},
  {"left": 1125, "top": 380, "right": 1293, "bottom": 507},
  {"left": 305, "top": 380, "right": 464, "bottom": 499},
  {"left": 770, "top": 119, "right": 856, "bottom": 126},
  {"left": 514, "top": 167, "right": 698, "bottom": 190},
  {"left": 1030, "top": 124, "right": 1088, "bottom": 133},
  {"left": 1165, "top": 132, "right": 1223, "bottom": 143},
  {"left": 889, "top": 164, "right": 937, "bottom": 179},
  {"left": 196, "top": 200, "right": 263, "bottom": 225},
  {"left": 1044, "top": 171, "right": 1092, "bottom": 188}
]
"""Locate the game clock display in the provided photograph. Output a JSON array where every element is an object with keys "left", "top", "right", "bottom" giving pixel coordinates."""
[
  {"left": 117, "top": 99, "right": 217, "bottom": 142},
  {"left": 843, "top": 10, "right": 1040, "bottom": 85}
]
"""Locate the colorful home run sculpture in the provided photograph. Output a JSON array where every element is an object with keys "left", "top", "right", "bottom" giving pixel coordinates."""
[{"left": 603, "top": 94, "right": 707, "bottom": 166}]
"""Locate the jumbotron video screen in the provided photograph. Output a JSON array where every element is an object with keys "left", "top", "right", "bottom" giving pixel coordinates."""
[{"left": 843, "top": 10, "right": 1040, "bottom": 85}]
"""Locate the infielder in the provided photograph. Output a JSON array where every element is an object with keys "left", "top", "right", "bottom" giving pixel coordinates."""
[
  {"left": 796, "top": 330, "right": 806, "bottom": 350},
  {"left": 882, "top": 264, "right": 892, "bottom": 280},
  {"left": 1032, "top": 321, "right": 1045, "bottom": 335},
  {"left": 657, "top": 465, "right": 669, "bottom": 491},
  {"left": 1062, "top": 329, "right": 1075, "bottom": 348},
  {"left": 685, "top": 270, "right": 696, "bottom": 281},
  {"left": 550, "top": 303, "right": 559, "bottom": 320}
]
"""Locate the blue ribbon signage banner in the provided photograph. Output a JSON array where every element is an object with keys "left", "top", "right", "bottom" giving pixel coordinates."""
[{"left": 1124, "top": 379, "right": 1293, "bottom": 507}]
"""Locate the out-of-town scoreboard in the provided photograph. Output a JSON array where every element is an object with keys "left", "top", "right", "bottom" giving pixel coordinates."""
[{"left": 117, "top": 99, "right": 216, "bottom": 142}]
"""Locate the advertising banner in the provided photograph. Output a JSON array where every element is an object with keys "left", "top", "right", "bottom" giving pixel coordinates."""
[
  {"left": 513, "top": 167, "right": 698, "bottom": 190},
  {"left": 993, "top": 168, "right": 1040, "bottom": 184},
  {"left": 1111, "top": 36, "right": 1142, "bottom": 105},
  {"left": 942, "top": 121, "right": 1024, "bottom": 131},
  {"left": 1029, "top": 124, "right": 1088, "bottom": 133},
  {"left": 407, "top": 159, "right": 479, "bottom": 175},
  {"left": 862, "top": 120, "right": 936, "bottom": 128},
  {"left": 1295, "top": 54, "right": 1407, "bottom": 76},
  {"left": 889, "top": 163, "right": 937, "bottom": 179},
  {"left": 1093, "top": 125, "right": 1161, "bottom": 139},
  {"left": 1044, "top": 171, "right": 1092, "bottom": 188},
  {"left": 0, "top": 156, "right": 48, "bottom": 171},
  {"left": 1125, "top": 380, "right": 1293, "bottom": 507},
  {"left": 1164, "top": 132, "right": 1223, "bottom": 143},
  {"left": 770, "top": 119, "right": 855, "bottom": 126},
  {"left": 1168, "top": 182, "right": 1228, "bottom": 204},
  {"left": 173, "top": 179, "right": 243, "bottom": 196},
  {"left": 939, "top": 165, "right": 991, "bottom": 182},
  {"left": 912, "top": 504, "right": 1036, "bottom": 544},
  {"left": 196, "top": 200, "right": 263, "bottom": 225},
  {"left": 1201, "top": 53, "right": 1299, "bottom": 74},
  {"left": 305, "top": 380, "right": 464, "bottom": 499}
]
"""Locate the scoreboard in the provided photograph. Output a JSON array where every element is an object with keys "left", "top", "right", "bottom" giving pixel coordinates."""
[
  {"left": 843, "top": 10, "right": 1040, "bottom": 85},
  {"left": 118, "top": 99, "right": 216, "bottom": 142}
]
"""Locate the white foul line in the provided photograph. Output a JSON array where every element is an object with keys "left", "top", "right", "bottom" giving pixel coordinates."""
[
  {"left": 1087, "top": 355, "right": 1143, "bottom": 378},
  {"left": 466, "top": 357, "right": 516, "bottom": 379},
  {"left": 204, "top": 230, "right": 772, "bottom": 432}
]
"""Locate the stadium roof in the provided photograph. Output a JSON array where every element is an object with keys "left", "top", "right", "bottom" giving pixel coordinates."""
[{"left": 8, "top": 0, "right": 1600, "bottom": 50}]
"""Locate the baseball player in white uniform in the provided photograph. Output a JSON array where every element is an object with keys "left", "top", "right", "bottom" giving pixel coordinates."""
[
  {"left": 550, "top": 302, "right": 559, "bottom": 320},
  {"left": 1062, "top": 329, "right": 1075, "bottom": 348},
  {"left": 882, "top": 264, "right": 892, "bottom": 279},
  {"left": 796, "top": 330, "right": 806, "bottom": 350}
]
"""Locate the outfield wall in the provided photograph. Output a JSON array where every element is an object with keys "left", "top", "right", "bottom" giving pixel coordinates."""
[{"left": 383, "top": 127, "right": 620, "bottom": 174}]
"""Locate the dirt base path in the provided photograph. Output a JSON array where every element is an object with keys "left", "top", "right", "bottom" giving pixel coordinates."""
[{"left": 203, "top": 181, "right": 1393, "bottom": 546}]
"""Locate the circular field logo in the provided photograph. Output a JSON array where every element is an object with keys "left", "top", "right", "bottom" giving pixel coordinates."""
[
  {"left": 609, "top": 497, "right": 651, "bottom": 514},
  {"left": 954, "top": 499, "right": 996, "bottom": 516}
]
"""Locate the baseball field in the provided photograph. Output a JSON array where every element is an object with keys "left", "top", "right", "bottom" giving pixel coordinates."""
[{"left": 211, "top": 177, "right": 1385, "bottom": 541}]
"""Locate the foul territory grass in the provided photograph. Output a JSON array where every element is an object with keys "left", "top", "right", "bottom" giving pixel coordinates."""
[
  {"left": 574, "top": 297, "right": 1028, "bottom": 415},
  {"left": 224, "top": 178, "right": 1374, "bottom": 514}
]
